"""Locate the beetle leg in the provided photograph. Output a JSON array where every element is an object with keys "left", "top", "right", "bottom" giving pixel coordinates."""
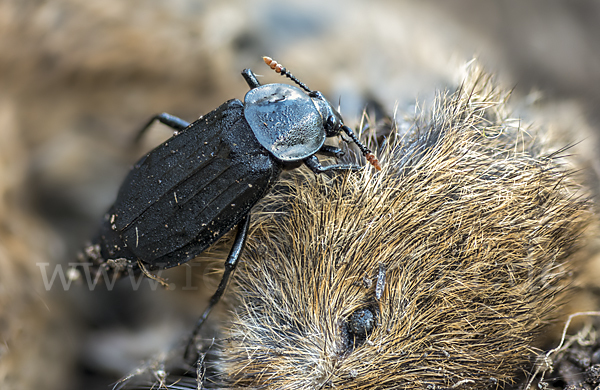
[
  {"left": 137, "top": 259, "right": 170, "bottom": 288},
  {"left": 184, "top": 215, "right": 251, "bottom": 362},
  {"left": 242, "top": 69, "right": 262, "bottom": 89},
  {"left": 318, "top": 145, "right": 345, "bottom": 159},
  {"left": 133, "top": 113, "right": 191, "bottom": 144},
  {"left": 304, "top": 155, "right": 362, "bottom": 174}
]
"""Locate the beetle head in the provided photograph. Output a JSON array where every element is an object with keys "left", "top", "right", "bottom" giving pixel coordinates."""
[
  {"left": 325, "top": 112, "right": 344, "bottom": 137},
  {"left": 310, "top": 90, "right": 381, "bottom": 170},
  {"left": 307, "top": 90, "right": 344, "bottom": 137}
]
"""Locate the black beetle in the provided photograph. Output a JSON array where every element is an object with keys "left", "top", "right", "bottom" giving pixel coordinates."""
[{"left": 78, "top": 56, "right": 380, "bottom": 350}]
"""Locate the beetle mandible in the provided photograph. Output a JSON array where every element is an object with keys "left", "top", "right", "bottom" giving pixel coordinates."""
[{"left": 78, "top": 56, "right": 381, "bottom": 347}]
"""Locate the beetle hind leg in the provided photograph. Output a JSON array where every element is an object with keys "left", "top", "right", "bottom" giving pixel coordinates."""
[
  {"left": 184, "top": 215, "right": 251, "bottom": 363},
  {"left": 304, "top": 155, "right": 362, "bottom": 174},
  {"left": 133, "top": 113, "right": 191, "bottom": 144},
  {"left": 137, "top": 259, "right": 170, "bottom": 288}
]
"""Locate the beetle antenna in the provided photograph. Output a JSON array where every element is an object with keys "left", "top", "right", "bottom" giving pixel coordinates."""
[
  {"left": 263, "top": 56, "right": 313, "bottom": 93},
  {"left": 341, "top": 125, "right": 382, "bottom": 171}
]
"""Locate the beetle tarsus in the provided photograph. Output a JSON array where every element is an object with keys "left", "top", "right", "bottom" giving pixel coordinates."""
[
  {"left": 137, "top": 259, "right": 170, "bottom": 289},
  {"left": 184, "top": 215, "right": 251, "bottom": 363},
  {"left": 304, "top": 155, "right": 362, "bottom": 174},
  {"left": 134, "top": 113, "right": 191, "bottom": 144}
]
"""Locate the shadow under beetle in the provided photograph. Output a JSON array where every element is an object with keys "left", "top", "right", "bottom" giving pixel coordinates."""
[{"left": 79, "top": 56, "right": 381, "bottom": 357}]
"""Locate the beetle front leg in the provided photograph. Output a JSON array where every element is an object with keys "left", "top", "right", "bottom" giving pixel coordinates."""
[
  {"left": 184, "top": 215, "right": 251, "bottom": 362},
  {"left": 133, "top": 113, "right": 191, "bottom": 144},
  {"left": 318, "top": 144, "right": 345, "bottom": 159},
  {"left": 304, "top": 155, "right": 362, "bottom": 174},
  {"left": 242, "top": 69, "right": 261, "bottom": 89}
]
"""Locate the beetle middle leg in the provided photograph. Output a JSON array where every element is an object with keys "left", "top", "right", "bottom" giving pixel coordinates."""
[
  {"left": 304, "top": 155, "right": 362, "bottom": 174},
  {"left": 133, "top": 113, "right": 191, "bottom": 144},
  {"left": 184, "top": 215, "right": 251, "bottom": 362}
]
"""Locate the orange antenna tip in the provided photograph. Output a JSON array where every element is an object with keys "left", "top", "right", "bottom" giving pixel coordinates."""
[
  {"left": 263, "top": 56, "right": 277, "bottom": 69},
  {"left": 263, "top": 56, "right": 283, "bottom": 73},
  {"left": 366, "top": 153, "right": 382, "bottom": 171}
]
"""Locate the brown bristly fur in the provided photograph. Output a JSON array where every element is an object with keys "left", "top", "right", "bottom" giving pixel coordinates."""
[{"left": 220, "top": 67, "right": 592, "bottom": 389}]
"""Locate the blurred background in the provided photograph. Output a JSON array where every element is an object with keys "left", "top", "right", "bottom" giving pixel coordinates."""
[{"left": 1, "top": 0, "right": 599, "bottom": 389}]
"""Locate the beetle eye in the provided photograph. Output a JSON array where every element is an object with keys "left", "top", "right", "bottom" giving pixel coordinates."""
[{"left": 343, "top": 307, "right": 376, "bottom": 351}]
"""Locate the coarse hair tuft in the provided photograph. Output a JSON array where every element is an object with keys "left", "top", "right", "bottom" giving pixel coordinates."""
[{"left": 220, "top": 65, "right": 592, "bottom": 389}]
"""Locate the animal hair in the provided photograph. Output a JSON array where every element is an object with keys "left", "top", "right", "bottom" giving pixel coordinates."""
[{"left": 219, "top": 66, "right": 592, "bottom": 389}]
